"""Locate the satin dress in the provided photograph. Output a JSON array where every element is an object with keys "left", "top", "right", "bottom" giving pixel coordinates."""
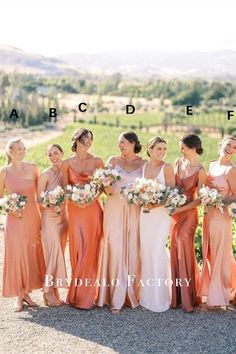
[
  {"left": 198, "top": 162, "right": 236, "bottom": 306},
  {"left": 140, "top": 163, "right": 172, "bottom": 312},
  {"left": 2, "top": 168, "right": 45, "bottom": 297},
  {"left": 170, "top": 161, "right": 201, "bottom": 312},
  {"left": 66, "top": 166, "right": 103, "bottom": 309},
  {"left": 97, "top": 164, "right": 142, "bottom": 311},
  {"left": 41, "top": 168, "right": 68, "bottom": 293}
]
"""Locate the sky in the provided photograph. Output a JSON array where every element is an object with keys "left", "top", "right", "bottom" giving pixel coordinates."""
[{"left": 0, "top": 0, "right": 236, "bottom": 57}]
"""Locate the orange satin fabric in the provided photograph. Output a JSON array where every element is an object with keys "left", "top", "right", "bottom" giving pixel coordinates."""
[
  {"left": 170, "top": 169, "right": 201, "bottom": 312},
  {"left": 2, "top": 170, "right": 45, "bottom": 297},
  {"left": 97, "top": 165, "right": 141, "bottom": 310},
  {"left": 198, "top": 169, "right": 236, "bottom": 306},
  {"left": 66, "top": 166, "right": 103, "bottom": 309},
  {"left": 41, "top": 169, "right": 68, "bottom": 292}
]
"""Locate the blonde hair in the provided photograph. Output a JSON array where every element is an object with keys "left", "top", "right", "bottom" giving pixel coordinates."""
[
  {"left": 5, "top": 138, "right": 24, "bottom": 165},
  {"left": 147, "top": 136, "right": 166, "bottom": 157}
]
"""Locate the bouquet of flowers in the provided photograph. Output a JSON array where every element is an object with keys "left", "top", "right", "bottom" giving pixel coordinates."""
[
  {"left": 164, "top": 188, "right": 187, "bottom": 214},
  {"left": 0, "top": 193, "right": 27, "bottom": 217},
  {"left": 66, "top": 181, "right": 99, "bottom": 205},
  {"left": 92, "top": 164, "right": 121, "bottom": 189},
  {"left": 40, "top": 186, "right": 65, "bottom": 214},
  {"left": 120, "top": 178, "right": 169, "bottom": 212},
  {"left": 230, "top": 202, "right": 236, "bottom": 219},
  {"left": 120, "top": 180, "right": 141, "bottom": 205},
  {"left": 199, "top": 185, "right": 224, "bottom": 214}
]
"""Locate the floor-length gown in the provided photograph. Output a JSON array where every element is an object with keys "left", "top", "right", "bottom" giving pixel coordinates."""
[
  {"left": 97, "top": 163, "right": 142, "bottom": 310},
  {"left": 198, "top": 162, "right": 236, "bottom": 306},
  {"left": 170, "top": 161, "right": 201, "bottom": 312},
  {"left": 2, "top": 169, "right": 45, "bottom": 297},
  {"left": 41, "top": 169, "right": 68, "bottom": 292},
  {"left": 140, "top": 163, "right": 172, "bottom": 312},
  {"left": 67, "top": 166, "right": 103, "bottom": 309}
]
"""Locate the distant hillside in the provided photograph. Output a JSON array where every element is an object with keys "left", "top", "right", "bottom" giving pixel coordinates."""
[
  {"left": 55, "top": 50, "right": 236, "bottom": 79},
  {"left": 0, "top": 45, "right": 80, "bottom": 76},
  {"left": 1, "top": 46, "right": 236, "bottom": 79}
]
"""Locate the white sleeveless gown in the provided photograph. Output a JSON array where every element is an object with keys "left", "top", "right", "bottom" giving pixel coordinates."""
[{"left": 139, "top": 163, "right": 172, "bottom": 312}]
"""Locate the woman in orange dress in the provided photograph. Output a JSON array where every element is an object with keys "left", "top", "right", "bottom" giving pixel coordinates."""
[
  {"left": 0, "top": 138, "right": 45, "bottom": 311},
  {"left": 62, "top": 128, "right": 104, "bottom": 309},
  {"left": 198, "top": 136, "right": 236, "bottom": 308},
  {"left": 170, "top": 134, "right": 207, "bottom": 312},
  {"left": 38, "top": 144, "right": 68, "bottom": 307},
  {"left": 97, "top": 131, "right": 145, "bottom": 313}
]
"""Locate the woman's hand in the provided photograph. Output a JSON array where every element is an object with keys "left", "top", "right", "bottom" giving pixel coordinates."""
[
  {"left": 170, "top": 206, "right": 183, "bottom": 216},
  {"left": 143, "top": 203, "right": 154, "bottom": 211},
  {"left": 104, "top": 186, "right": 114, "bottom": 196},
  {"left": 50, "top": 205, "right": 61, "bottom": 214},
  {"left": 9, "top": 210, "right": 22, "bottom": 218}
]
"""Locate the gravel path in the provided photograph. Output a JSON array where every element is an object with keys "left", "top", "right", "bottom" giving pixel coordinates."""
[{"left": 0, "top": 229, "right": 236, "bottom": 354}]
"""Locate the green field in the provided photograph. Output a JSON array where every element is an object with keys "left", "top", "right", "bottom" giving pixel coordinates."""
[{"left": 74, "top": 111, "right": 236, "bottom": 133}]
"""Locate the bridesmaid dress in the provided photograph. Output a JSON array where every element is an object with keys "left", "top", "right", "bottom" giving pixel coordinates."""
[
  {"left": 140, "top": 163, "right": 172, "bottom": 312},
  {"left": 66, "top": 166, "right": 103, "bottom": 309},
  {"left": 2, "top": 168, "right": 45, "bottom": 297},
  {"left": 170, "top": 160, "right": 201, "bottom": 312},
  {"left": 41, "top": 168, "right": 68, "bottom": 293},
  {"left": 97, "top": 162, "right": 142, "bottom": 311},
  {"left": 198, "top": 161, "right": 236, "bottom": 306}
]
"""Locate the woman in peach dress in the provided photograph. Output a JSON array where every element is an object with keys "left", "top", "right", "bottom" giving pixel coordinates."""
[
  {"left": 139, "top": 137, "right": 175, "bottom": 312},
  {"left": 38, "top": 144, "right": 68, "bottom": 307},
  {"left": 170, "top": 134, "right": 207, "bottom": 312},
  {"left": 198, "top": 136, "right": 236, "bottom": 308},
  {"left": 0, "top": 138, "right": 45, "bottom": 311},
  {"left": 97, "top": 131, "right": 145, "bottom": 313},
  {"left": 62, "top": 128, "right": 104, "bottom": 309}
]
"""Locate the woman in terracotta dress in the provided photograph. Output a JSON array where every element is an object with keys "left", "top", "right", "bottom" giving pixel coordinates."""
[
  {"left": 170, "top": 134, "right": 207, "bottom": 312},
  {"left": 0, "top": 138, "right": 45, "bottom": 311},
  {"left": 38, "top": 144, "right": 68, "bottom": 306},
  {"left": 62, "top": 128, "right": 104, "bottom": 309},
  {"left": 97, "top": 131, "right": 145, "bottom": 313},
  {"left": 198, "top": 136, "right": 236, "bottom": 308},
  {"left": 139, "top": 137, "right": 175, "bottom": 312}
]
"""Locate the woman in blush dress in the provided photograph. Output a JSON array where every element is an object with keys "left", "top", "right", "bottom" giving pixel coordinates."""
[
  {"left": 170, "top": 134, "right": 207, "bottom": 313},
  {"left": 97, "top": 131, "right": 145, "bottom": 313},
  {"left": 0, "top": 138, "right": 45, "bottom": 312},
  {"left": 61, "top": 128, "right": 104, "bottom": 309},
  {"left": 198, "top": 136, "right": 236, "bottom": 308},
  {"left": 139, "top": 137, "right": 175, "bottom": 312},
  {"left": 38, "top": 144, "right": 68, "bottom": 307}
]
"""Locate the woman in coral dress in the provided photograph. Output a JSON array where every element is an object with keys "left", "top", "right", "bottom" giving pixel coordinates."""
[
  {"left": 62, "top": 128, "right": 104, "bottom": 309},
  {"left": 97, "top": 131, "right": 145, "bottom": 313},
  {"left": 170, "top": 134, "right": 207, "bottom": 312},
  {"left": 139, "top": 137, "right": 175, "bottom": 312},
  {"left": 198, "top": 136, "right": 236, "bottom": 307},
  {"left": 38, "top": 144, "right": 68, "bottom": 306},
  {"left": 0, "top": 138, "right": 45, "bottom": 311}
]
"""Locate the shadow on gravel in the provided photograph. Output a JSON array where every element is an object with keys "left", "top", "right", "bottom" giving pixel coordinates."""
[{"left": 20, "top": 304, "right": 236, "bottom": 353}]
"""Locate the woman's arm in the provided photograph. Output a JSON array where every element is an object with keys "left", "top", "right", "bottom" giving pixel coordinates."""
[
  {"left": 225, "top": 167, "right": 236, "bottom": 204},
  {"left": 104, "top": 156, "right": 117, "bottom": 195},
  {"left": 61, "top": 159, "right": 69, "bottom": 189},
  {"left": 95, "top": 157, "right": 105, "bottom": 169},
  {"left": 164, "top": 163, "right": 175, "bottom": 188},
  {"left": 0, "top": 168, "right": 6, "bottom": 198}
]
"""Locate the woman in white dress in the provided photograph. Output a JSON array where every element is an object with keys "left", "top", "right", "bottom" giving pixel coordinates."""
[{"left": 140, "top": 136, "right": 175, "bottom": 312}]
